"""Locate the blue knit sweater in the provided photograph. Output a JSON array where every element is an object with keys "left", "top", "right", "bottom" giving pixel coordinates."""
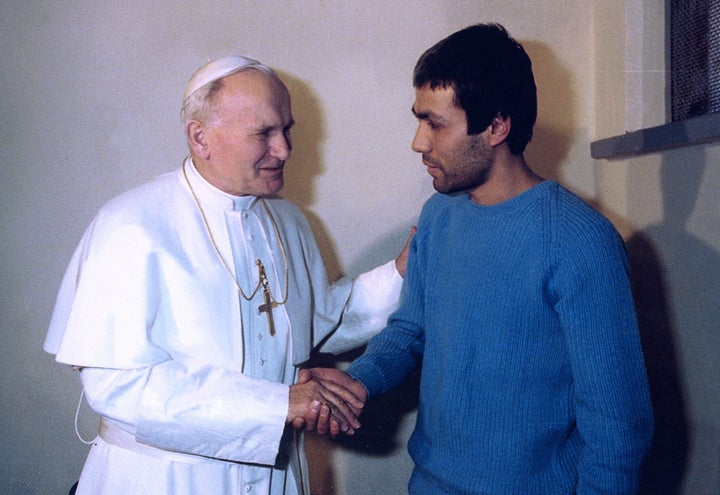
[{"left": 347, "top": 182, "right": 653, "bottom": 494}]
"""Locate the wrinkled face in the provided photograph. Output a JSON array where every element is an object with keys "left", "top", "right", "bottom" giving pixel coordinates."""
[
  {"left": 199, "top": 69, "right": 294, "bottom": 196},
  {"left": 411, "top": 84, "right": 493, "bottom": 195}
]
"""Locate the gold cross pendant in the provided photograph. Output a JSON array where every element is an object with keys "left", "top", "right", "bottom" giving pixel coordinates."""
[{"left": 257, "top": 261, "right": 277, "bottom": 336}]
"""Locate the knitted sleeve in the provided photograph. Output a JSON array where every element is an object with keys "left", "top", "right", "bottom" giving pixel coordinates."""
[
  {"left": 550, "top": 199, "right": 654, "bottom": 493},
  {"left": 345, "top": 203, "right": 433, "bottom": 398}
]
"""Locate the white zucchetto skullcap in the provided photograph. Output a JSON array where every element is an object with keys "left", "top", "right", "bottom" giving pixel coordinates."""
[{"left": 183, "top": 55, "right": 274, "bottom": 100}]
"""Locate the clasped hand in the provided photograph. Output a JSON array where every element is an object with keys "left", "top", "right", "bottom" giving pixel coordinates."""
[{"left": 288, "top": 368, "right": 367, "bottom": 437}]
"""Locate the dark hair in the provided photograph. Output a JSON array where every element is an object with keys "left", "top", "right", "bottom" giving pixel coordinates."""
[{"left": 413, "top": 23, "right": 537, "bottom": 155}]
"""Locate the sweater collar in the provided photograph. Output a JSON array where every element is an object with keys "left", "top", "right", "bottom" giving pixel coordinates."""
[{"left": 465, "top": 180, "right": 556, "bottom": 214}]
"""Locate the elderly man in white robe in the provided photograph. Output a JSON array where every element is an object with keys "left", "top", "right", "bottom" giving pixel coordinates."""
[{"left": 44, "top": 56, "right": 409, "bottom": 495}]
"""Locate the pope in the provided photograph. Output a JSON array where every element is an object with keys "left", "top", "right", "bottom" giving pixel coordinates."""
[{"left": 45, "top": 55, "right": 410, "bottom": 495}]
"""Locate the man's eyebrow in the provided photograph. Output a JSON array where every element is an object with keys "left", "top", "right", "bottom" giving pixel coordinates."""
[
  {"left": 411, "top": 106, "right": 445, "bottom": 123},
  {"left": 255, "top": 119, "right": 295, "bottom": 134},
  {"left": 411, "top": 106, "right": 430, "bottom": 119}
]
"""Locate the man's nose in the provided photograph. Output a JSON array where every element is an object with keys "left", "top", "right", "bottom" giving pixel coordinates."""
[
  {"left": 411, "top": 126, "right": 430, "bottom": 153},
  {"left": 271, "top": 133, "right": 291, "bottom": 161}
]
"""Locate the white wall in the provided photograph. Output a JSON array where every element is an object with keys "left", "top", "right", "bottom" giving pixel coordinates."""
[{"left": 2, "top": 1, "right": 714, "bottom": 494}]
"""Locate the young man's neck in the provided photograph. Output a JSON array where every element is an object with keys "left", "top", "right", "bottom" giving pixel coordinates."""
[{"left": 469, "top": 155, "right": 542, "bottom": 205}]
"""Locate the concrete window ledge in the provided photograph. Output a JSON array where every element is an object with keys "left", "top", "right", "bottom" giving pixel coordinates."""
[{"left": 590, "top": 113, "right": 720, "bottom": 159}]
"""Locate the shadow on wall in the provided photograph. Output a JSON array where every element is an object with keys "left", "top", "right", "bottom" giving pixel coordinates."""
[
  {"left": 276, "top": 69, "right": 421, "bottom": 494},
  {"left": 626, "top": 227, "right": 690, "bottom": 494},
  {"left": 523, "top": 40, "right": 575, "bottom": 184},
  {"left": 277, "top": 71, "right": 345, "bottom": 281},
  {"left": 277, "top": 71, "right": 326, "bottom": 211},
  {"left": 626, "top": 149, "right": 719, "bottom": 494},
  {"left": 304, "top": 227, "right": 421, "bottom": 495}
]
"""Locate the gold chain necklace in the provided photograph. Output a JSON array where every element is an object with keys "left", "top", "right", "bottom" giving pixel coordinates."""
[{"left": 182, "top": 160, "right": 289, "bottom": 308}]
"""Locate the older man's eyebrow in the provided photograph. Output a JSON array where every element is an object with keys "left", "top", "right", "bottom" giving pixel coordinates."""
[{"left": 254, "top": 119, "right": 295, "bottom": 135}]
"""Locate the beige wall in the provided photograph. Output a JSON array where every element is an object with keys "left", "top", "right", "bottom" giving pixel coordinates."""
[{"left": 1, "top": 1, "right": 716, "bottom": 493}]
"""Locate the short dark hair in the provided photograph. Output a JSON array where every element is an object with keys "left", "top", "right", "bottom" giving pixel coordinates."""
[{"left": 413, "top": 23, "right": 537, "bottom": 155}]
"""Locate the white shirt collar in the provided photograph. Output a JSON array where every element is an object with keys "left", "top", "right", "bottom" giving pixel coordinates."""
[{"left": 183, "top": 157, "right": 259, "bottom": 212}]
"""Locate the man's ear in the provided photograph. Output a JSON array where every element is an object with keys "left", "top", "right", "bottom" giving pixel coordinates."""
[
  {"left": 488, "top": 114, "right": 511, "bottom": 147},
  {"left": 185, "top": 120, "right": 211, "bottom": 159}
]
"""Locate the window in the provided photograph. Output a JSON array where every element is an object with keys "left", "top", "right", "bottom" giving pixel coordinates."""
[
  {"left": 670, "top": 0, "right": 720, "bottom": 121},
  {"left": 591, "top": 0, "right": 720, "bottom": 159}
]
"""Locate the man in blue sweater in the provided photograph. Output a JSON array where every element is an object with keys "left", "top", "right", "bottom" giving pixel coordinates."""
[{"left": 305, "top": 23, "right": 653, "bottom": 494}]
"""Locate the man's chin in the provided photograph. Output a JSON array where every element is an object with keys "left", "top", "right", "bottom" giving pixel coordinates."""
[
  {"left": 262, "top": 177, "right": 284, "bottom": 196},
  {"left": 432, "top": 178, "right": 451, "bottom": 194},
  {"left": 433, "top": 180, "right": 468, "bottom": 196}
]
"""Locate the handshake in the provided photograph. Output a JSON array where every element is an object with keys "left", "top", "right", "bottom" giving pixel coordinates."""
[{"left": 287, "top": 368, "right": 367, "bottom": 437}]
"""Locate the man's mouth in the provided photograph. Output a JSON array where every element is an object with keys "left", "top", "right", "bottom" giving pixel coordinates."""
[
  {"left": 422, "top": 157, "right": 442, "bottom": 175},
  {"left": 259, "top": 163, "right": 284, "bottom": 174},
  {"left": 422, "top": 155, "right": 440, "bottom": 168}
]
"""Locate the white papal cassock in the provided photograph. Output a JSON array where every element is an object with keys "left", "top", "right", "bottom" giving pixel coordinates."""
[{"left": 44, "top": 158, "right": 403, "bottom": 495}]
